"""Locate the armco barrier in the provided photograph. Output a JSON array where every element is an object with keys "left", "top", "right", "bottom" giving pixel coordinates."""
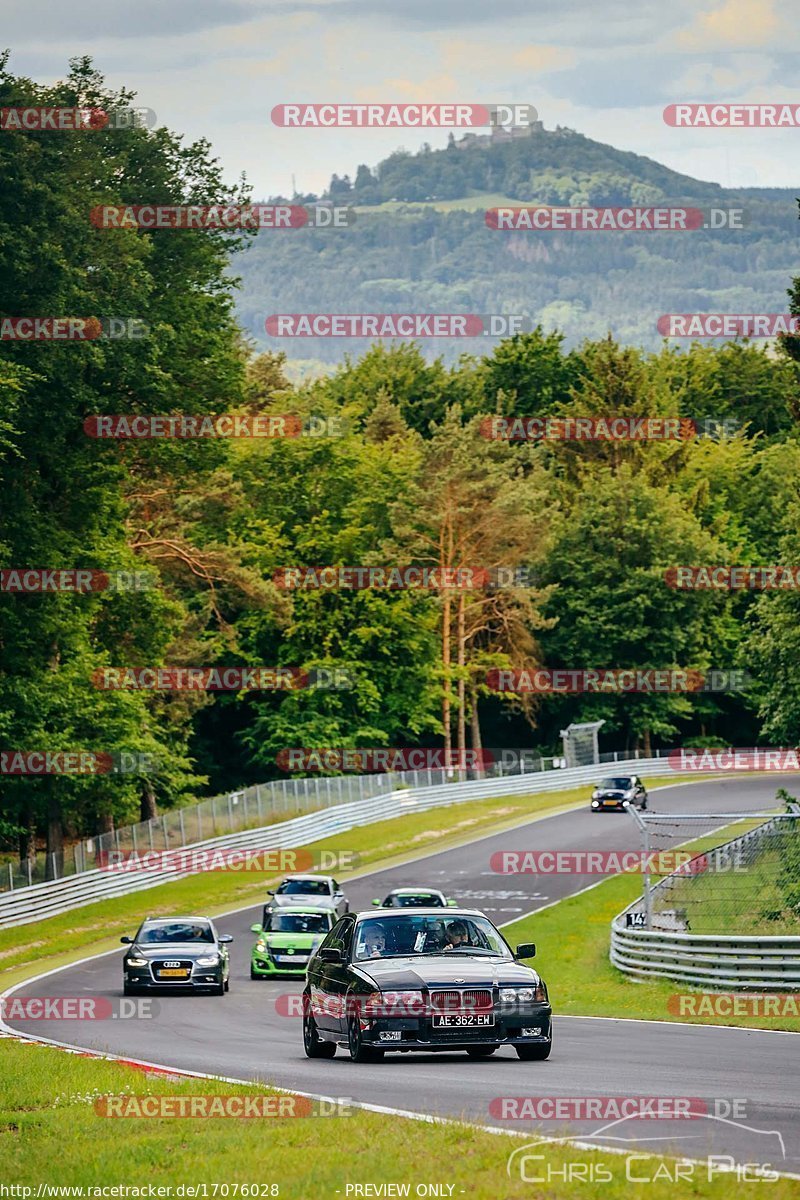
[
  {"left": 610, "top": 817, "right": 800, "bottom": 990},
  {"left": 0, "top": 756, "right": 677, "bottom": 929}
]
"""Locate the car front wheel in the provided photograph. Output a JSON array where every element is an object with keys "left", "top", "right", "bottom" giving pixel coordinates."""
[
  {"left": 303, "top": 995, "right": 336, "bottom": 1059},
  {"left": 347, "top": 1015, "right": 384, "bottom": 1063},
  {"left": 516, "top": 1040, "right": 551, "bottom": 1061}
]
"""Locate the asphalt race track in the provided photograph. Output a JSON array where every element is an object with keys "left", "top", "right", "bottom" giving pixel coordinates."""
[{"left": 5, "top": 775, "right": 800, "bottom": 1175}]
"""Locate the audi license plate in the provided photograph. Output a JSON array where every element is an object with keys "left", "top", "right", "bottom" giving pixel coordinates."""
[
  {"left": 432, "top": 1013, "right": 494, "bottom": 1028},
  {"left": 158, "top": 968, "right": 189, "bottom": 977}
]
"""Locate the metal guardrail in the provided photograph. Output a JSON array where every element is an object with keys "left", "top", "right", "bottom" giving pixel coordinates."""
[
  {"left": 610, "top": 817, "right": 800, "bottom": 990},
  {"left": 0, "top": 755, "right": 677, "bottom": 929}
]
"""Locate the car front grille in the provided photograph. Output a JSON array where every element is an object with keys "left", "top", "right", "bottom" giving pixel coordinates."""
[
  {"left": 151, "top": 959, "right": 194, "bottom": 979},
  {"left": 430, "top": 989, "right": 493, "bottom": 1013}
]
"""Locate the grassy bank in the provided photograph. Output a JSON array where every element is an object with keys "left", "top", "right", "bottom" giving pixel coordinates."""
[
  {"left": 503, "top": 868, "right": 800, "bottom": 1033},
  {"left": 0, "top": 1037, "right": 792, "bottom": 1197}
]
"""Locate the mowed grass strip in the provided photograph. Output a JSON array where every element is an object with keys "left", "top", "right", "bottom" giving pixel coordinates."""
[{"left": 0, "top": 1037, "right": 794, "bottom": 1197}]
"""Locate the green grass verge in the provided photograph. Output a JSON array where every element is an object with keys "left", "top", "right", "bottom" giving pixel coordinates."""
[{"left": 1, "top": 1037, "right": 793, "bottom": 1196}]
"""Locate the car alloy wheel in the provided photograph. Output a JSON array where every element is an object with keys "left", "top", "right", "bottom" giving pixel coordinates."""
[
  {"left": 303, "top": 993, "right": 336, "bottom": 1059},
  {"left": 347, "top": 1014, "right": 384, "bottom": 1063}
]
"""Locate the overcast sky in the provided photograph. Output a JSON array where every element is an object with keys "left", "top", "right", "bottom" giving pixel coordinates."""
[{"left": 2, "top": 0, "right": 798, "bottom": 197}]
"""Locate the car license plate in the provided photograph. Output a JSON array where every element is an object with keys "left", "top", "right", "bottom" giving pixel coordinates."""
[
  {"left": 432, "top": 1013, "right": 494, "bottom": 1028},
  {"left": 158, "top": 968, "right": 189, "bottom": 977},
  {"left": 603, "top": 799, "right": 619, "bottom": 806},
  {"left": 276, "top": 955, "right": 307, "bottom": 964}
]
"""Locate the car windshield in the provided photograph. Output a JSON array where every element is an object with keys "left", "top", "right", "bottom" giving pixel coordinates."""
[
  {"left": 599, "top": 777, "right": 633, "bottom": 789},
  {"left": 389, "top": 893, "right": 443, "bottom": 907},
  {"left": 354, "top": 914, "right": 512, "bottom": 961},
  {"left": 264, "top": 912, "right": 331, "bottom": 934},
  {"left": 138, "top": 922, "right": 214, "bottom": 944},
  {"left": 276, "top": 879, "right": 331, "bottom": 895}
]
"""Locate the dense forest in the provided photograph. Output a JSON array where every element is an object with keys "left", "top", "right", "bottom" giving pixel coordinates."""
[{"left": 2, "top": 59, "right": 800, "bottom": 871}]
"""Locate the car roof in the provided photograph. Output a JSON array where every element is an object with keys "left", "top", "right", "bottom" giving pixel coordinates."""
[
  {"left": 356, "top": 907, "right": 484, "bottom": 919},
  {"left": 387, "top": 887, "right": 444, "bottom": 894},
  {"left": 281, "top": 874, "right": 333, "bottom": 881},
  {"left": 142, "top": 915, "right": 212, "bottom": 923},
  {"left": 263, "top": 904, "right": 334, "bottom": 915}
]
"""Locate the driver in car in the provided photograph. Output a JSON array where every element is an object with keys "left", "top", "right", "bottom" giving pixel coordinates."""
[
  {"left": 442, "top": 920, "right": 470, "bottom": 951},
  {"left": 364, "top": 924, "right": 387, "bottom": 958}
]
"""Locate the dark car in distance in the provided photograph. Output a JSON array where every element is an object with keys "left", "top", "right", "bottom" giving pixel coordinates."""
[
  {"left": 590, "top": 775, "right": 648, "bottom": 812},
  {"left": 302, "top": 908, "right": 552, "bottom": 1063},
  {"left": 121, "top": 916, "right": 232, "bottom": 995}
]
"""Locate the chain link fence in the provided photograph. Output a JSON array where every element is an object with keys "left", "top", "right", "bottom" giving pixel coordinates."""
[{"left": 625, "top": 807, "right": 800, "bottom": 934}]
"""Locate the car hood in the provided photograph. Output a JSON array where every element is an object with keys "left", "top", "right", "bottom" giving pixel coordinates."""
[
  {"left": 596, "top": 789, "right": 629, "bottom": 797},
  {"left": 257, "top": 932, "right": 323, "bottom": 950},
  {"left": 129, "top": 943, "right": 219, "bottom": 959},
  {"left": 354, "top": 956, "right": 539, "bottom": 989}
]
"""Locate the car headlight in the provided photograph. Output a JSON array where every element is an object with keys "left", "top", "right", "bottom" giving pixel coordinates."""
[
  {"left": 500, "top": 982, "right": 548, "bottom": 1003},
  {"left": 195, "top": 954, "right": 220, "bottom": 967},
  {"left": 500, "top": 986, "right": 535, "bottom": 1003},
  {"left": 361, "top": 989, "right": 425, "bottom": 1016},
  {"left": 591, "top": 800, "right": 600, "bottom": 808},
  {"left": 125, "top": 957, "right": 147, "bottom": 968}
]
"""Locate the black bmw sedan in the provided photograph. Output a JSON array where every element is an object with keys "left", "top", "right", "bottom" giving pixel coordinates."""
[
  {"left": 302, "top": 908, "right": 552, "bottom": 1062},
  {"left": 121, "top": 916, "right": 232, "bottom": 995}
]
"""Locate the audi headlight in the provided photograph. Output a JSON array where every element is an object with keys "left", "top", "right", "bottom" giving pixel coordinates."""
[
  {"left": 126, "top": 957, "right": 147, "bottom": 968},
  {"left": 196, "top": 954, "right": 220, "bottom": 967}
]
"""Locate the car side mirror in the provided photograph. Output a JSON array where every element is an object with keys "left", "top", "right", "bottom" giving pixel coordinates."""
[
  {"left": 371, "top": 898, "right": 381, "bottom": 906},
  {"left": 319, "top": 947, "right": 343, "bottom": 964},
  {"left": 250, "top": 924, "right": 263, "bottom": 934},
  {"left": 266, "top": 889, "right": 274, "bottom": 896},
  {"left": 515, "top": 942, "right": 536, "bottom": 959},
  {"left": 218, "top": 934, "right": 233, "bottom": 944},
  {"left": 120, "top": 936, "right": 132, "bottom": 944}
]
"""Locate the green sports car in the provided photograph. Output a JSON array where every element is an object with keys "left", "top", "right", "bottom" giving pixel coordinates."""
[{"left": 250, "top": 905, "right": 335, "bottom": 978}]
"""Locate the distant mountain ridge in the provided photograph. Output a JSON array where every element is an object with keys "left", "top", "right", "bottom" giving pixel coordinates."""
[{"left": 233, "top": 123, "right": 799, "bottom": 361}]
